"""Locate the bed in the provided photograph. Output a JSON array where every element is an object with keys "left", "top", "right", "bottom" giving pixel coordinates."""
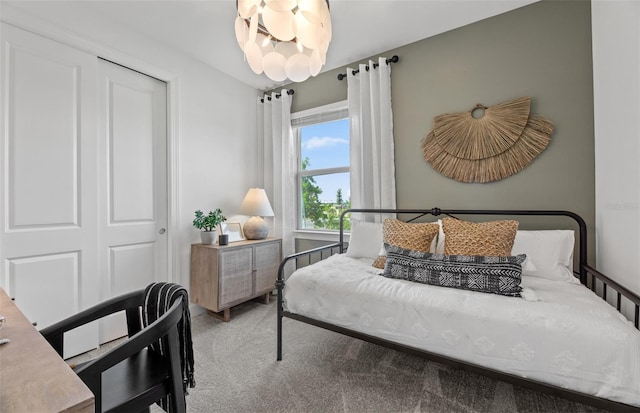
[{"left": 275, "top": 208, "right": 640, "bottom": 411}]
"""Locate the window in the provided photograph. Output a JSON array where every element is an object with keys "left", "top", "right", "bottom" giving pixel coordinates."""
[{"left": 292, "top": 101, "right": 350, "bottom": 231}]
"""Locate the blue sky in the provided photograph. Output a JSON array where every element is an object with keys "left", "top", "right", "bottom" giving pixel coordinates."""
[{"left": 300, "top": 118, "right": 350, "bottom": 203}]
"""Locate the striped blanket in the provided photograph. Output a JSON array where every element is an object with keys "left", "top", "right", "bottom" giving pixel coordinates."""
[{"left": 143, "top": 282, "right": 196, "bottom": 412}]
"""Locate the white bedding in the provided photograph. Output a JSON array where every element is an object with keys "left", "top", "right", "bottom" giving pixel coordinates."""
[{"left": 284, "top": 254, "right": 640, "bottom": 407}]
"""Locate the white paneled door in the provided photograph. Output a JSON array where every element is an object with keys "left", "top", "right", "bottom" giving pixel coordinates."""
[
  {"left": 0, "top": 24, "right": 169, "bottom": 356},
  {"left": 0, "top": 23, "right": 100, "bottom": 358},
  {"left": 97, "top": 60, "right": 168, "bottom": 343}
]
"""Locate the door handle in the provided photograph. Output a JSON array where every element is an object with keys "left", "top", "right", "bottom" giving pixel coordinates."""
[{"left": 159, "top": 228, "right": 166, "bottom": 234}]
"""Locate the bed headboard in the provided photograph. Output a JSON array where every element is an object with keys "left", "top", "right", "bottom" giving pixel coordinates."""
[{"left": 338, "top": 208, "right": 587, "bottom": 282}]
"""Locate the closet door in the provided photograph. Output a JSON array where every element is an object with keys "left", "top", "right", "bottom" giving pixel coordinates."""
[
  {"left": 97, "top": 60, "right": 168, "bottom": 343},
  {"left": 0, "top": 23, "right": 100, "bottom": 357},
  {"left": 0, "top": 24, "right": 170, "bottom": 355}
]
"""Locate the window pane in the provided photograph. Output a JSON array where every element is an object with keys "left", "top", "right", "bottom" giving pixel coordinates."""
[
  {"left": 300, "top": 172, "right": 350, "bottom": 231},
  {"left": 300, "top": 118, "right": 349, "bottom": 170}
]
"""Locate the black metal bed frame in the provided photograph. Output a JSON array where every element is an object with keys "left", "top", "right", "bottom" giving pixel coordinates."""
[{"left": 275, "top": 208, "right": 640, "bottom": 412}]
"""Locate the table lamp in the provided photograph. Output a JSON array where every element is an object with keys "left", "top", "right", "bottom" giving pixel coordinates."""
[{"left": 239, "top": 188, "right": 274, "bottom": 240}]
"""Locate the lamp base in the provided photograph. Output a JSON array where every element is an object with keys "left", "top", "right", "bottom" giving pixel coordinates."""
[{"left": 243, "top": 216, "right": 269, "bottom": 240}]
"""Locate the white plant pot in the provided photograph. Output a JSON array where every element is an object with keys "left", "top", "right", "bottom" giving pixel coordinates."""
[{"left": 200, "top": 230, "right": 217, "bottom": 245}]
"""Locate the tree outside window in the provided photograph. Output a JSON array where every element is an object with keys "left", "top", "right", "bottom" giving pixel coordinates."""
[
  {"left": 296, "top": 113, "right": 350, "bottom": 231},
  {"left": 301, "top": 158, "right": 351, "bottom": 230}
]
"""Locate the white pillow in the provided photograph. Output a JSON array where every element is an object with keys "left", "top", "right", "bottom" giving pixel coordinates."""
[
  {"left": 511, "top": 230, "right": 576, "bottom": 282},
  {"left": 345, "top": 220, "right": 383, "bottom": 260}
]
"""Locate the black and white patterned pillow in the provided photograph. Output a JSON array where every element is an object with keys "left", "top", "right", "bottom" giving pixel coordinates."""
[{"left": 382, "top": 243, "right": 525, "bottom": 297}]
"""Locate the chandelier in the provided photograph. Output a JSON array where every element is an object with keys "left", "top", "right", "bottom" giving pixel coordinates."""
[{"left": 235, "top": 0, "right": 332, "bottom": 83}]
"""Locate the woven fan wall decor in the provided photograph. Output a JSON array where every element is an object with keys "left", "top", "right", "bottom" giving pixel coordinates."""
[{"left": 421, "top": 97, "right": 554, "bottom": 183}]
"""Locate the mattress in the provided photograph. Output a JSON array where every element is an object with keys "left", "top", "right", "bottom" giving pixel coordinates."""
[{"left": 284, "top": 254, "right": 640, "bottom": 407}]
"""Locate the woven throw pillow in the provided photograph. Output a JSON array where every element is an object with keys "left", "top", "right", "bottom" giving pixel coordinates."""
[
  {"left": 442, "top": 217, "right": 518, "bottom": 256},
  {"left": 372, "top": 219, "right": 439, "bottom": 269},
  {"left": 382, "top": 243, "right": 524, "bottom": 296}
]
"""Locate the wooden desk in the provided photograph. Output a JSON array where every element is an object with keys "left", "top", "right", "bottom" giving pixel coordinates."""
[{"left": 0, "top": 288, "right": 94, "bottom": 413}]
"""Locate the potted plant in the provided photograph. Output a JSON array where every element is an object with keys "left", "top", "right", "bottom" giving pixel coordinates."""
[{"left": 193, "top": 209, "right": 226, "bottom": 245}]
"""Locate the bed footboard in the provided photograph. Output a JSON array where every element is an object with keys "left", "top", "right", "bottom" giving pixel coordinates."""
[{"left": 276, "top": 242, "right": 341, "bottom": 361}]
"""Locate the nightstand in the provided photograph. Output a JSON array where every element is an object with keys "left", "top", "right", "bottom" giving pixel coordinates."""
[{"left": 190, "top": 238, "right": 282, "bottom": 321}]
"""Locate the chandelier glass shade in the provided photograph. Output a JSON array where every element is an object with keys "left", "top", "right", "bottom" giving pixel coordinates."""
[{"left": 235, "top": 0, "right": 332, "bottom": 83}]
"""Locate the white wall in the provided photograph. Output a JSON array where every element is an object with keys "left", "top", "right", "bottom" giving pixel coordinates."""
[
  {"left": 592, "top": 0, "right": 640, "bottom": 297},
  {"left": 0, "top": 4, "right": 261, "bottom": 300}
]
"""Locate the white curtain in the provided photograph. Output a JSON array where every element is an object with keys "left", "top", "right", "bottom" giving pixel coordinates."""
[
  {"left": 347, "top": 57, "right": 396, "bottom": 217},
  {"left": 259, "top": 90, "right": 296, "bottom": 263}
]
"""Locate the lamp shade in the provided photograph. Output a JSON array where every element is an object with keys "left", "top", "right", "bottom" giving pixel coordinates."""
[{"left": 239, "top": 188, "right": 274, "bottom": 217}]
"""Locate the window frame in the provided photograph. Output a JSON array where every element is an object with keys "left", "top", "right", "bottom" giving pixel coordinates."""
[{"left": 291, "top": 100, "right": 350, "bottom": 233}]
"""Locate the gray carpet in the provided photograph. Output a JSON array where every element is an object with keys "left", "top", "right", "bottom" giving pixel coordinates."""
[
  {"left": 183, "top": 300, "right": 610, "bottom": 413},
  {"left": 72, "top": 299, "right": 612, "bottom": 413}
]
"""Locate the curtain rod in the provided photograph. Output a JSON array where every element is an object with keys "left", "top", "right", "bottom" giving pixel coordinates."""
[
  {"left": 260, "top": 89, "right": 294, "bottom": 103},
  {"left": 337, "top": 55, "right": 399, "bottom": 81}
]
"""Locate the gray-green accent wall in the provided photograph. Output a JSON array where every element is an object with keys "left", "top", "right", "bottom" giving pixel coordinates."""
[{"left": 280, "top": 0, "right": 595, "bottom": 261}]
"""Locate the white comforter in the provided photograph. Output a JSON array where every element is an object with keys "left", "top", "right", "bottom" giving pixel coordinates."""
[{"left": 284, "top": 254, "right": 640, "bottom": 407}]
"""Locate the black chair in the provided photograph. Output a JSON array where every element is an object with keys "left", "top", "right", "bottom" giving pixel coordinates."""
[{"left": 40, "top": 289, "right": 186, "bottom": 413}]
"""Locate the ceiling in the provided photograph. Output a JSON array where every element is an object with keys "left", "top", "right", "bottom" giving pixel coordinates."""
[{"left": 2, "top": 0, "right": 537, "bottom": 90}]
